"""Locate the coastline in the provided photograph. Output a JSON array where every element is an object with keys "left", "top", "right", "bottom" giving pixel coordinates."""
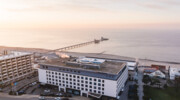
[{"left": 0, "top": 46, "right": 179, "bottom": 68}]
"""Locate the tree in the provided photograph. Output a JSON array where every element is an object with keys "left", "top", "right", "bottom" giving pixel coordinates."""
[
  {"left": 143, "top": 75, "right": 151, "bottom": 85},
  {"left": 175, "top": 76, "right": 180, "bottom": 92}
]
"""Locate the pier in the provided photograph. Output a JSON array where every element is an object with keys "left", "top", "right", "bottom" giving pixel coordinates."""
[
  {"left": 46, "top": 37, "right": 109, "bottom": 53},
  {"left": 53, "top": 40, "right": 95, "bottom": 52}
]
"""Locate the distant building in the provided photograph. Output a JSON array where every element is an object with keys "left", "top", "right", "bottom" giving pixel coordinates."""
[
  {"left": 0, "top": 51, "right": 34, "bottom": 85},
  {"left": 144, "top": 68, "right": 157, "bottom": 74},
  {"left": 144, "top": 68, "right": 165, "bottom": 78},
  {"left": 38, "top": 57, "right": 128, "bottom": 100},
  {"left": 151, "top": 64, "right": 166, "bottom": 72},
  {"left": 169, "top": 68, "right": 180, "bottom": 80}
]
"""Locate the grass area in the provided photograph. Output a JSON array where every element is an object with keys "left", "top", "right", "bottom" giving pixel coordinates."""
[{"left": 143, "top": 86, "right": 180, "bottom": 100}]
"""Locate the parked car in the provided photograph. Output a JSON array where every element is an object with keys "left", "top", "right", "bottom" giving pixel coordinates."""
[
  {"left": 63, "top": 93, "right": 72, "bottom": 97},
  {"left": 55, "top": 93, "right": 63, "bottom": 97},
  {"left": 39, "top": 96, "right": 46, "bottom": 100},
  {"left": 44, "top": 89, "right": 50, "bottom": 93},
  {"left": 54, "top": 97, "right": 61, "bottom": 100},
  {"left": 18, "top": 90, "right": 25, "bottom": 95}
]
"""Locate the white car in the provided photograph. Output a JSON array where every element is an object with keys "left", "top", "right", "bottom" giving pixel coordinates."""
[
  {"left": 39, "top": 96, "right": 45, "bottom": 100},
  {"left": 54, "top": 97, "right": 61, "bottom": 100},
  {"left": 44, "top": 89, "right": 50, "bottom": 93}
]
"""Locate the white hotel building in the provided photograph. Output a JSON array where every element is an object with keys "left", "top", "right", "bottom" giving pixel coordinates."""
[{"left": 38, "top": 57, "right": 128, "bottom": 100}]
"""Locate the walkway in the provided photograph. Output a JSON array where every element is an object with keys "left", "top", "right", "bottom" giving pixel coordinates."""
[{"left": 137, "top": 68, "right": 144, "bottom": 100}]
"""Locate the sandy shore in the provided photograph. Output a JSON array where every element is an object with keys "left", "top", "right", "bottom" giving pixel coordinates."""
[{"left": 0, "top": 46, "right": 179, "bottom": 69}]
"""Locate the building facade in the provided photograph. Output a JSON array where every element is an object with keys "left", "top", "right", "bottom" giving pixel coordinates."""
[
  {"left": 0, "top": 51, "right": 34, "bottom": 85},
  {"left": 38, "top": 57, "right": 128, "bottom": 100}
]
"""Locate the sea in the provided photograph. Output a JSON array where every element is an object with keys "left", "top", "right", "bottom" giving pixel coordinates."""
[{"left": 0, "top": 29, "right": 180, "bottom": 62}]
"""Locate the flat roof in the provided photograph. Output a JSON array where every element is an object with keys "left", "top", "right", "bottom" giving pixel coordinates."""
[
  {"left": 0, "top": 51, "right": 32, "bottom": 61},
  {"left": 41, "top": 58, "right": 126, "bottom": 75},
  {"left": 61, "top": 52, "right": 136, "bottom": 62}
]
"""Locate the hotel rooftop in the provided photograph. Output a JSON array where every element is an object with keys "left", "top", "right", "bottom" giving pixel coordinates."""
[
  {"left": 41, "top": 57, "right": 126, "bottom": 75},
  {"left": 0, "top": 51, "right": 32, "bottom": 61}
]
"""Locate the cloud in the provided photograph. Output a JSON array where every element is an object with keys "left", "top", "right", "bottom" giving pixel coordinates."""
[
  {"left": 5, "top": 1, "right": 110, "bottom": 13},
  {"left": 139, "top": 3, "right": 166, "bottom": 10}
]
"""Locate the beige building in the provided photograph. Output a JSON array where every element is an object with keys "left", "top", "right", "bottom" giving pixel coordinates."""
[{"left": 0, "top": 51, "right": 34, "bottom": 85}]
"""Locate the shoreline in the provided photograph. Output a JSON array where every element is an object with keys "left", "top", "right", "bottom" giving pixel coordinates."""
[{"left": 0, "top": 46, "right": 180, "bottom": 68}]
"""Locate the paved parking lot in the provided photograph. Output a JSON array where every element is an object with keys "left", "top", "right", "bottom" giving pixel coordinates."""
[{"left": 2, "top": 76, "right": 38, "bottom": 93}]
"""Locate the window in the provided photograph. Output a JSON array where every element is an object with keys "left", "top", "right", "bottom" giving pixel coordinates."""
[
  {"left": 98, "top": 83, "right": 101, "bottom": 86},
  {"left": 98, "top": 79, "right": 101, "bottom": 82},
  {"left": 94, "top": 83, "right": 96, "bottom": 85},
  {"left": 89, "top": 78, "right": 92, "bottom": 81},
  {"left": 94, "top": 86, "right": 96, "bottom": 89},
  {"left": 102, "top": 88, "right": 104, "bottom": 90},
  {"left": 94, "top": 90, "right": 96, "bottom": 93},
  {"left": 81, "top": 77, "right": 84, "bottom": 79},
  {"left": 85, "top": 77, "right": 88, "bottom": 80},
  {"left": 94, "top": 79, "right": 97, "bottom": 81}
]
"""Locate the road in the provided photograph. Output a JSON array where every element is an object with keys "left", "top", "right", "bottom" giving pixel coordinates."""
[
  {"left": 119, "top": 81, "right": 134, "bottom": 100},
  {"left": 137, "top": 68, "right": 144, "bottom": 100},
  {"left": 0, "top": 93, "right": 91, "bottom": 100}
]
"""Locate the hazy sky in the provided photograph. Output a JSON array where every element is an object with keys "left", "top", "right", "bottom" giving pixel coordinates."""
[{"left": 0, "top": 0, "right": 180, "bottom": 30}]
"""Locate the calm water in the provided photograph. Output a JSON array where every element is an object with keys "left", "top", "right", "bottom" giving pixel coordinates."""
[{"left": 0, "top": 29, "right": 180, "bottom": 62}]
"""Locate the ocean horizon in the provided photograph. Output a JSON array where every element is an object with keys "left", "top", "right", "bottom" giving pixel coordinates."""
[{"left": 0, "top": 29, "right": 180, "bottom": 62}]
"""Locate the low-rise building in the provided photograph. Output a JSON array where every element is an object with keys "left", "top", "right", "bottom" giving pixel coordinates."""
[
  {"left": 169, "top": 68, "right": 180, "bottom": 80},
  {"left": 144, "top": 68, "right": 165, "bottom": 78},
  {"left": 38, "top": 57, "right": 128, "bottom": 100}
]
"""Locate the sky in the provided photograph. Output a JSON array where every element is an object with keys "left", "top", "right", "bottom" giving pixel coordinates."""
[{"left": 0, "top": 0, "right": 180, "bottom": 30}]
